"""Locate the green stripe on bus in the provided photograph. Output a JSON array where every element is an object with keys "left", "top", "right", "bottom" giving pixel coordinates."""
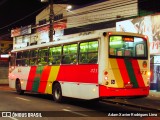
[
  {"left": 32, "top": 66, "right": 44, "bottom": 92},
  {"left": 124, "top": 59, "right": 139, "bottom": 88}
]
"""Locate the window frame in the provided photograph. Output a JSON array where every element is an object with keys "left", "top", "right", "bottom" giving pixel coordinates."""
[
  {"left": 79, "top": 40, "right": 99, "bottom": 64},
  {"left": 49, "top": 45, "right": 62, "bottom": 65},
  {"left": 38, "top": 47, "right": 49, "bottom": 65},
  {"left": 108, "top": 35, "right": 148, "bottom": 59},
  {"left": 61, "top": 43, "right": 78, "bottom": 65}
]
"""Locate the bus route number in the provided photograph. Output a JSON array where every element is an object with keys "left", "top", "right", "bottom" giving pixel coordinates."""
[
  {"left": 140, "top": 70, "right": 147, "bottom": 75},
  {"left": 90, "top": 68, "right": 98, "bottom": 73}
]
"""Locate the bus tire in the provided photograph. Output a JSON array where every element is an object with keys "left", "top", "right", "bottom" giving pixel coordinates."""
[
  {"left": 52, "top": 83, "right": 63, "bottom": 103},
  {"left": 16, "top": 80, "right": 24, "bottom": 95}
]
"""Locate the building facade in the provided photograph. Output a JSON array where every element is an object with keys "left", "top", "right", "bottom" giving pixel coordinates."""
[{"left": 0, "top": 40, "right": 12, "bottom": 54}]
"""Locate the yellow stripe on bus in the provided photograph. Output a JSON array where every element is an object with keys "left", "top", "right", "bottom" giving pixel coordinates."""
[
  {"left": 109, "top": 59, "right": 124, "bottom": 88},
  {"left": 137, "top": 60, "right": 148, "bottom": 86},
  {"left": 45, "top": 66, "right": 60, "bottom": 94}
]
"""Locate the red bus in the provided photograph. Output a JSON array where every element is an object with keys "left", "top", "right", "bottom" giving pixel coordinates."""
[{"left": 9, "top": 31, "right": 150, "bottom": 102}]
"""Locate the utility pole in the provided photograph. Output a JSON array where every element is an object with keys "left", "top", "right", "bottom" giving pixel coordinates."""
[{"left": 49, "top": 0, "right": 54, "bottom": 42}]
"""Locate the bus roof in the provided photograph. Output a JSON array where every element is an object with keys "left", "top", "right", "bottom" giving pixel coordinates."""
[{"left": 12, "top": 30, "right": 147, "bottom": 52}]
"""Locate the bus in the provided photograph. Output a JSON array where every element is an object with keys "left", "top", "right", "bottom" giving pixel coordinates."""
[{"left": 8, "top": 31, "right": 150, "bottom": 102}]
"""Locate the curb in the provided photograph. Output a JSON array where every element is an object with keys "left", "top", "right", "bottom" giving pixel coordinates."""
[{"left": 102, "top": 99, "right": 160, "bottom": 112}]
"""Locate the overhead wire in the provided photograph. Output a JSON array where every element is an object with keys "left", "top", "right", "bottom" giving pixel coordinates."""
[
  {"left": 0, "top": 4, "right": 48, "bottom": 30},
  {"left": 0, "top": 0, "right": 151, "bottom": 34}
]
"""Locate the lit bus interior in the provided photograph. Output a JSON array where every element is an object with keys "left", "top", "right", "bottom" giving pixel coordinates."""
[
  {"left": 109, "top": 36, "right": 147, "bottom": 59},
  {"left": 13, "top": 40, "right": 99, "bottom": 66}
]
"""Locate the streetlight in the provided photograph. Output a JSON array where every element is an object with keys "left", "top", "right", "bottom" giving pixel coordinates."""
[
  {"left": 66, "top": 5, "right": 72, "bottom": 12},
  {"left": 41, "top": 0, "right": 54, "bottom": 42}
]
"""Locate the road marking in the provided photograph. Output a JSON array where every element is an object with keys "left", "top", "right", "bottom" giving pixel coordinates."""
[
  {"left": 8, "top": 117, "right": 19, "bottom": 120},
  {"left": 15, "top": 97, "right": 30, "bottom": 101},
  {"left": 62, "top": 109, "right": 88, "bottom": 117}
]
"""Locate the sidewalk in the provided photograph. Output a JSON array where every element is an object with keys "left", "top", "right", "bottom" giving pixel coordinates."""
[
  {"left": 0, "top": 84, "right": 14, "bottom": 91},
  {"left": 104, "top": 91, "right": 160, "bottom": 111},
  {"left": 0, "top": 79, "right": 9, "bottom": 85}
]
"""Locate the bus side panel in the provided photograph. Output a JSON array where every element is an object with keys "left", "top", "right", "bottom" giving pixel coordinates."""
[
  {"left": 61, "top": 82, "right": 99, "bottom": 99},
  {"left": 57, "top": 64, "right": 98, "bottom": 83},
  {"left": 38, "top": 66, "right": 52, "bottom": 93},
  {"left": 12, "top": 64, "right": 99, "bottom": 99},
  {"left": 56, "top": 64, "right": 99, "bottom": 99},
  {"left": 9, "top": 66, "right": 31, "bottom": 90},
  {"left": 32, "top": 66, "right": 44, "bottom": 92},
  {"left": 26, "top": 66, "right": 37, "bottom": 91},
  {"left": 45, "top": 66, "right": 60, "bottom": 94}
]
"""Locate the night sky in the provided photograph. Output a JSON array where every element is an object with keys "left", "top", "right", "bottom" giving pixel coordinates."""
[{"left": 0, "top": 0, "right": 99, "bottom": 35}]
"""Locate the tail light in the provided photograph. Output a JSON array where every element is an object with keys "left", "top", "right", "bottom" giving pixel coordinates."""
[
  {"left": 104, "top": 71, "right": 109, "bottom": 85},
  {"left": 142, "top": 61, "right": 147, "bottom": 68}
]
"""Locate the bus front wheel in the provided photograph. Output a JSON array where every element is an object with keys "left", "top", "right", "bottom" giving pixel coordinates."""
[
  {"left": 16, "top": 80, "right": 24, "bottom": 95},
  {"left": 52, "top": 83, "right": 63, "bottom": 103}
]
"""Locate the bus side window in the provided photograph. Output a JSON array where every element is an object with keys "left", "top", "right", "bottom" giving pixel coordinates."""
[
  {"left": 10, "top": 53, "right": 16, "bottom": 66},
  {"left": 16, "top": 52, "right": 22, "bottom": 66},
  {"left": 88, "top": 41, "right": 98, "bottom": 63},
  {"left": 29, "top": 49, "right": 38, "bottom": 66},
  {"left": 88, "top": 53, "right": 98, "bottom": 63},
  {"left": 62, "top": 44, "right": 77, "bottom": 64},
  {"left": 79, "top": 41, "right": 98, "bottom": 64},
  {"left": 38, "top": 48, "right": 48, "bottom": 65},
  {"left": 136, "top": 43, "right": 145, "bottom": 57},
  {"left": 22, "top": 51, "right": 29, "bottom": 66},
  {"left": 79, "top": 54, "right": 88, "bottom": 63},
  {"left": 49, "top": 46, "right": 61, "bottom": 65},
  {"left": 62, "top": 55, "right": 71, "bottom": 64}
]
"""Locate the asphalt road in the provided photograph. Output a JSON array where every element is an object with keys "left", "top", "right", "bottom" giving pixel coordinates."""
[{"left": 0, "top": 88, "right": 159, "bottom": 120}]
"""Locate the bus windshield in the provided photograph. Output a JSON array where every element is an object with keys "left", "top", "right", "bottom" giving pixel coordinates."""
[{"left": 109, "top": 35, "right": 148, "bottom": 59}]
